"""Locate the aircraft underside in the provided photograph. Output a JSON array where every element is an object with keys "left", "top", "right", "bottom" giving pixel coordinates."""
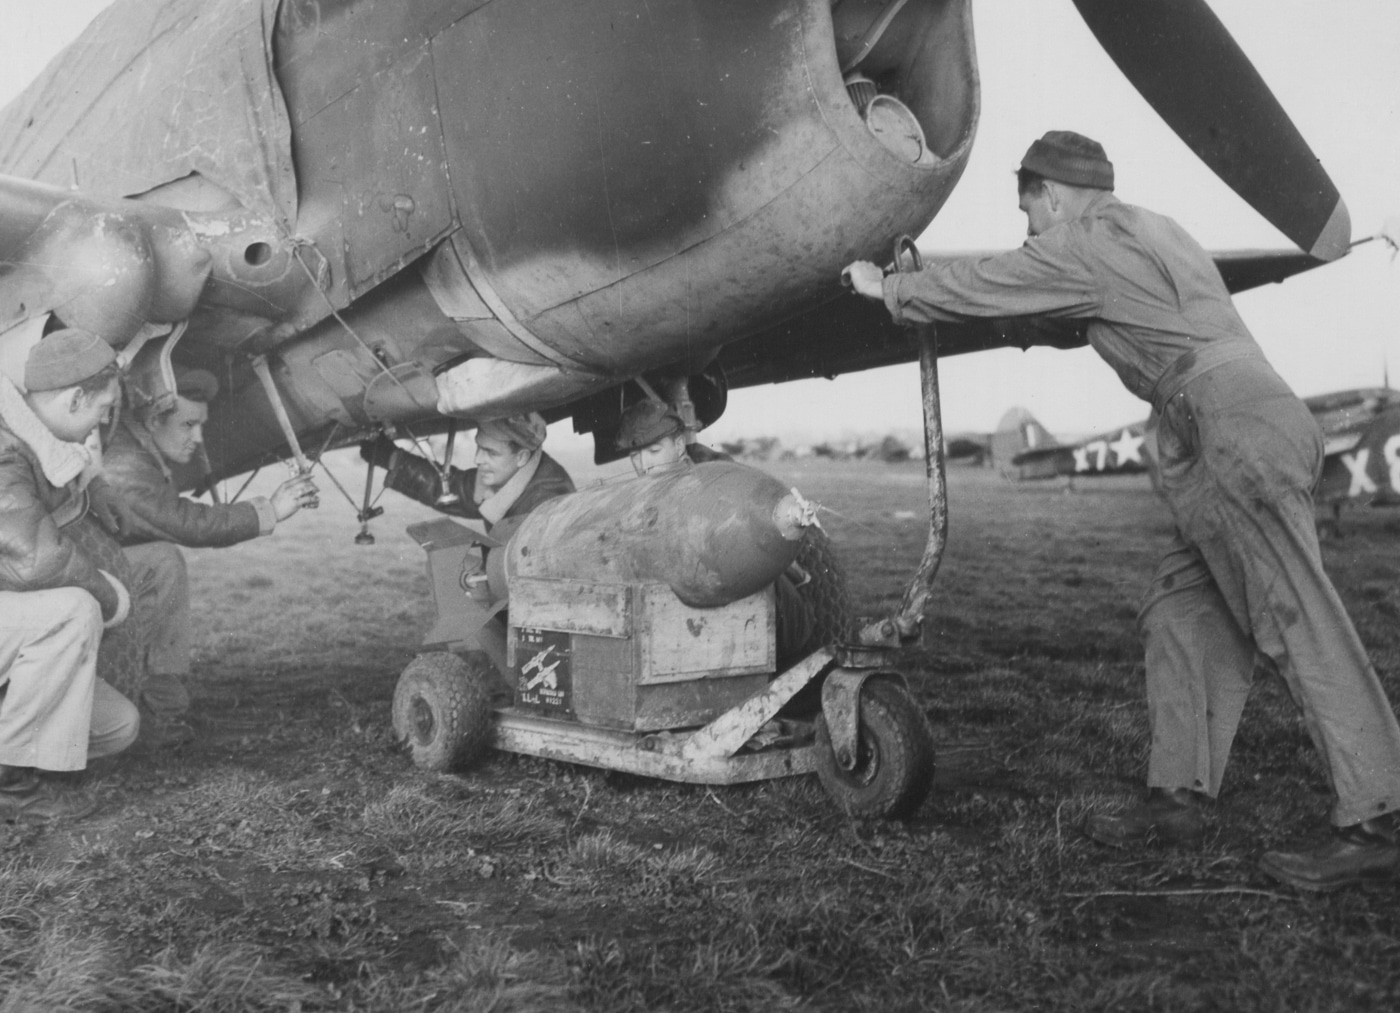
[
  {"left": 0, "top": 0, "right": 980, "bottom": 482},
  {"left": 0, "top": 0, "right": 1353, "bottom": 488}
]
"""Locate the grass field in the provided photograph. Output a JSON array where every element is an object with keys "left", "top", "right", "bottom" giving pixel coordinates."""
[{"left": 4, "top": 451, "right": 1400, "bottom": 1011}]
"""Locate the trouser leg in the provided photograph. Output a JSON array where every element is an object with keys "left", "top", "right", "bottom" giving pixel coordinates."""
[
  {"left": 1204, "top": 476, "right": 1400, "bottom": 825},
  {"left": 122, "top": 542, "right": 192, "bottom": 718},
  {"left": 475, "top": 614, "right": 513, "bottom": 697},
  {"left": 88, "top": 679, "right": 140, "bottom": 758},
  {"left": 1139, "top": 537, "right": 1256, "bottom": 796},
  {"left": 1165, "top": 368, "right": 1400, "bottom": 827},
  {"left": 0, "top": 588, "right": 102, "bottom": 772}
]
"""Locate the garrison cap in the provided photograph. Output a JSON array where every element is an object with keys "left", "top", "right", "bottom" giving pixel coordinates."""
[
  {"left": 173, "top": 367, "right": 219, "bottom": 403},
  {"left": 1019, "top": 130, "right": 1114, "bottom": 190},
  {"left": 478, "top": 412, "right": 547, "bottom": 452},
  {"left": 24, "top": 327, "right": 117, "bottom": 392},
  {"left": 616, "top": 400, "right": 686, "bottom": 452}
]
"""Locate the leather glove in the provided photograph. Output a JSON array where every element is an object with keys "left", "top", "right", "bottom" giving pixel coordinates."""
[
  {"left": 359, "top": 436, "right": 398, "bottom": 470},
  {"left": 87, "top": 476, "right": 138, "bottom": 539}
]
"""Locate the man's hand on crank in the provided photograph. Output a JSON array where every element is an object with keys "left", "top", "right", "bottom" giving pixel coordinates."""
[
  {"left": 842, "top": 260, "right": 885, "bottom": 300},
  {"left": 272, "top": 474, "right": 320, "bottom": 520}
]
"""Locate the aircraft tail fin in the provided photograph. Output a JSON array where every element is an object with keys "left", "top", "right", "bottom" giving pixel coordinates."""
[{"left": 990, "top": 408, "right": 1057, "bottom": 473}]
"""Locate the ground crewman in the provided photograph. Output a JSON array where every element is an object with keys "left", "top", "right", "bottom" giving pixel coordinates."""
[
  {"left": 362, "top": 413, "right": 576, "bottom": 682},
  {"left": 0, "top": 328, "right": 141, "bottom": 821},
  {"left": 844, "top": 130, "right": 1400, "bottom": 891},
  {"left": 360, "top": 412, "right": 574, "bottom": 546},
  {"left": 615, "top": 399, "right": 815, "bottom": 666},
  {"left": 102, "top": 367, "right": 318, "bottom": 744}
]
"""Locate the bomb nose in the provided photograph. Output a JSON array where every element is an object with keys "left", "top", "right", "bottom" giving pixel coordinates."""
[{"left": 772, "top": 488, "right": 820, "bottom": 541}]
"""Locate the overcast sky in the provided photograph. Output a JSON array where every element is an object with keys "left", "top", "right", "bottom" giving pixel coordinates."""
[{"left": 3, "top": 0, "right": 1397, "bottom": 444}]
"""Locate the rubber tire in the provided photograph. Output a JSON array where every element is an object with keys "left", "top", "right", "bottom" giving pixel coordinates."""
[
  {"left": 392, "top": 652, "right": 494, "bottom": 771},
  {"left": 815, "top": 679, "right": 935, "bottom": 820}
]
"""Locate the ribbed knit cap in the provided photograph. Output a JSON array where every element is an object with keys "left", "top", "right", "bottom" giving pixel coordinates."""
[
  {"left": 24, "top": 328, "right": 116, "bottom": 391},
  {"left": 478, "top": 412, "right": 547, "bottom": 452},
  {"left": 1019, "top": 130, "right": 1114, "bottom": 190}
]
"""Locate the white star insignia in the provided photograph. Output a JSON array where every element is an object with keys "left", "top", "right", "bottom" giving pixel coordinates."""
[{"left": 1109, "top": 428, "right": 1144, "bottom": 466}]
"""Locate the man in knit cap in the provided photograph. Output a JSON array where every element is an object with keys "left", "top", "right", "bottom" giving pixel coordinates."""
[
  {"left": 360, "top": 412, "right": 575, "bottom": 544},
  {"left": 361, "top": 414, "right": 575, "bottom": 686},
  {"left": 0, "top": 327, "right": 141, "bottom": 822},
  {"left": 844, "top": 130, "right": 1400, "bottom": 891},
  {"left": 102, "top": 366, "right": 319, "bottom": 743}
]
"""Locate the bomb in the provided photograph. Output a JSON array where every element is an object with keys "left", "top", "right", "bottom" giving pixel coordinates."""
[{"left": 504, "top": 462, "right": 817, "bottom": 607}]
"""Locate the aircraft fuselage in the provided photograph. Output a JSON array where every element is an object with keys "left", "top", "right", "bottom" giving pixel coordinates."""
[{"left": 2, "top": 0, "right": 979, "bottom": 479}]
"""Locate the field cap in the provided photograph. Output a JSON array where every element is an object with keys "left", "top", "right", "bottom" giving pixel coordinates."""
[
  {"left": 478, "top": 412, "right": 547, "bottom": 452},
  {"left": 616, "top": 399, "right": 685, "bottom": 452},
  {"left": 1019, "top": 130, "right": 1114, "bottom": 190},
  {"left": 174, "top": 367, "right": 219, "bottom": 402},
  {"left": 24, "top": 327, "right": 116, "bottom": 391}
]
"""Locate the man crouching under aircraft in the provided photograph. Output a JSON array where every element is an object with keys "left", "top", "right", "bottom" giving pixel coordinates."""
[
  {"left": 844, "top": 130, "right": 1400, "bottom": 892},
  {"left": 102, "top": 367, "right": 319, "bottom": 745},
  {"left": 359, "top": 412, "right": 575, "bottom": 542},
  {"left": 360, "top": 413, "right": 576, "bottom": 678},
  {"left": 614, "top": 399, "right": 815, "bottom": 668},
  {"left": 0, "top": 329, "right": 140, "bottom": 822}
]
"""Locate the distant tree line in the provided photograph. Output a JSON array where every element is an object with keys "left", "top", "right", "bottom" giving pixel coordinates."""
[{"left": 716, "top": 434, "right": 913, "bottom": 463}]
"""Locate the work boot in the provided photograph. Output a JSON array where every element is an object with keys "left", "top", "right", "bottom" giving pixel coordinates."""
[
  {"left": 136, "top": 706, "right": 197, "bottom": 751},
  {"left": 0, "top": 766, "right": 98, "bottom": 824},
  {"left": 0, "top": 763, "right": 39, "bottom": 795},
  {"left": 1259, "top": 819, "right": 1400, "bottom": 893},
  {"left": 140, "top": 672, "right": 192, "bottom": 720},
  {"left": 138, "top": 718, "right": 197, "bottom": 751},
  {"left": 1084, "top": 787, "right": 1205, "bottom": 847}
]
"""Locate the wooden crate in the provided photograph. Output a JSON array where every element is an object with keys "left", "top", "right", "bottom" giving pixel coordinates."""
[{"left": 508, "top": 576, "right": 775, "bottom": 732}]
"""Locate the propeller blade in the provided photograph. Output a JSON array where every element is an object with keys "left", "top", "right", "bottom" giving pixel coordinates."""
[{"left": 1071, "top": 0, "right": 1349, "bottom": 261}]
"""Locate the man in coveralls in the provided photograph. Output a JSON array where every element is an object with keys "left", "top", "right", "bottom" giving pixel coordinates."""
[{"left": 844, "top": 131, "right": 1400, "bottom": 891}]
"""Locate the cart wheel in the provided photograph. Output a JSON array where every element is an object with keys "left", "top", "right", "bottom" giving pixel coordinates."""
[
  {"left": 392, "top": 652, "right": 494, "bottom": 771},
  {"left": 815, "top": 679, "right": 934, "bottom": 819}
]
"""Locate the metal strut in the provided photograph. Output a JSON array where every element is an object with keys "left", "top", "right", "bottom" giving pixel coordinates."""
[
  {"left": 434, "top": 420, "right": 462, "bottom": 507},
  {"left": 855, "top": 236, "right": 948, "bottom": 647},
  {"left": 250, "top": 354, "right": 311, "bottom": 476},
  {"left": 896, "top": 325, "right": 948, "bottom": 632},
  {"left": 356, "top": 459, "right": 381, "bottom": 545}
]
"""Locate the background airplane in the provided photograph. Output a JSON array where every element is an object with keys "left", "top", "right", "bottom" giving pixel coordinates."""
[
  {"left": 995, "top": 386, "right": 1400, "bottom": 522},
  {"left": 1312, "top": 386, "right": 1400, "bottom": 519},
  {"left": 0, "top": 0, "right": 1368, "bottom": 503},
  {"left": 1002, "top": 412, "right": 1155, "bottom": 482}
]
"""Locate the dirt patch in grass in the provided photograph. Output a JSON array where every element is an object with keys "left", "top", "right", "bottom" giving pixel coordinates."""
[{"left": 6, "top": 453, "right": 1400, "bottom": 1010}]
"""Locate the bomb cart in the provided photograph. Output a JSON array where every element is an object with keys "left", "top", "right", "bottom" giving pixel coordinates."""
[{"left": 390, "top": 459, "right": 937, "bottom": 819}]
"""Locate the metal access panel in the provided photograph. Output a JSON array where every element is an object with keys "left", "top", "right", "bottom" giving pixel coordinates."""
[
  {"left": 287, "top": 41, "right": 455, "bottom": 297},
  {"left": 509, "top": 577, "right": 776, "bottom": 732}
]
